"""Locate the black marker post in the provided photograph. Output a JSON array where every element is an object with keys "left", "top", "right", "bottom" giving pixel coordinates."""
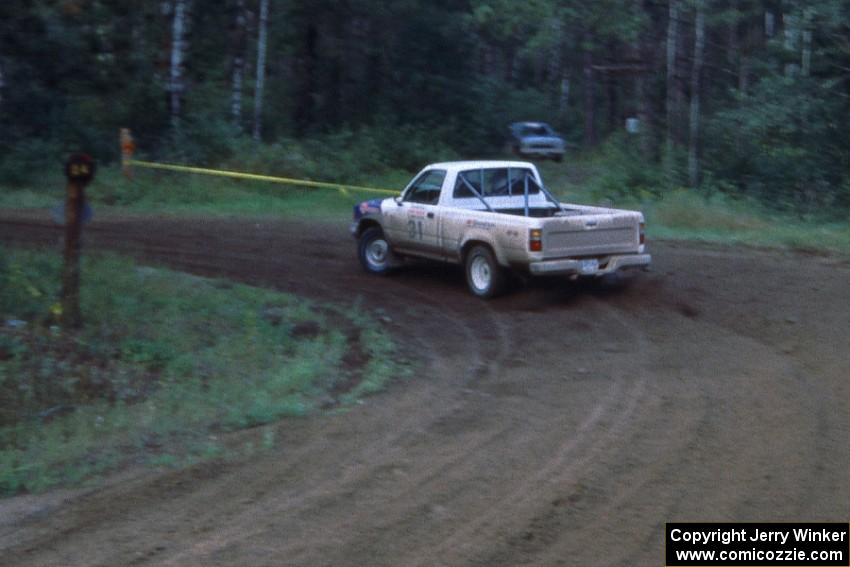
[{"left": 61, "top": 153, "right": 96, "bottom": 328}]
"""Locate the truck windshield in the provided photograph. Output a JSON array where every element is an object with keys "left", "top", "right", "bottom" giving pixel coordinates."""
[
  {"left": 519, "top": 124, "right": 554, "bottom": 137},
  {"left": 403, "top": 169, "right": 446, "bottom": 204}
]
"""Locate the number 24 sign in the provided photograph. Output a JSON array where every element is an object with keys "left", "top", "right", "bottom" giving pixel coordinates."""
[{"left": 65, "top": 153, "right": 97, "bottom": 185}]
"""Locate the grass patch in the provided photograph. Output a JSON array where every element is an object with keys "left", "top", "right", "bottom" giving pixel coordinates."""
[
  {"left": 0, "top": 165, "right": 408, "bottom": 220},
  {"left": 537, "top": 159, "right": 850, "bottom": 254},
  {"left": 3, "top": 148, "right": 849, "bottom": 254},
  {"left": 639, "top": 191, "right": 850, "bottom": 252},
  {"left": 0, "top": 247, "right": 407, "bottom": 495},
  {"left": 0, "top": 128, "right": 452, "bottom": 218}
]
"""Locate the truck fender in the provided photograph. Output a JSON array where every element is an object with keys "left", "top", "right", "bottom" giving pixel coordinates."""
[
  {"left": 459, "top": 230, "right": 509, "bottom": 267},
  {"left": 354, "top": 217, "right": 384, "bottom": 238},
  {"left": 352, "top": 197, "right": 389, "bottom": 238}
]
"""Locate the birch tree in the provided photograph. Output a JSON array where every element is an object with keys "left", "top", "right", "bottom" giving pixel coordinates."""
[
  {"left": 631, "top": 0, "right": 650, "bottom": 157},
  {"left": 231, "top": 0, "right": 247, "bottom": 129},
  {"left": 252, "top": 0, "right": 269, "bottom": 141},
  {"left": 169, "top": 0, "right": 190, "bottom": 130},
  {"left": 801, "top": 8, "right": 813, "bottom": 76}
]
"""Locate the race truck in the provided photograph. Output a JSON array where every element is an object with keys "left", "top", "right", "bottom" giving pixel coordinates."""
[{"left": 350, "top": 161, "right": 650, "bottom": 298}]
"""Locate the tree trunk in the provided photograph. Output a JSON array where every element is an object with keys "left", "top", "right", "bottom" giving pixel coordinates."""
[
  {"left": 634, "top": 71, "right": 650, "bottom": 156},
  {"left": 295, "top": 23, "right": 318, "bottom": 135},
  {"left": 480, "top": 42, "right": 495, "bottom": 76},
  {"left": 801, "top": 9, "right": 813, "bottom": 77},
  {"left": 559, "top": 76, "right": 570, "bottom": 121},
  {"left": 583, "top": 48, "right": 596, "bottom": 147},
  {"left": 606, "top": 72, "right": 618, "bottom": 132},
  {"left": 547, "top": 18, "right": 563, "bottom": 85},
  {"left": 231, "top": 0, "right": 247, "bottom": 129},
  {"left": 741, "top": 11, "right": 757, "bottom": 93},
  {"left": 169, "top": 0, "right": 189, "bottom": 130},
  {"left": 665, "top": 0, "right": 679, "bottom": 175},
  {"left": 764, "top": 11, "right": 775, "bottom": 38},
  {"left": 688, "top": 0, "right": 705, "bottom": 188},
  {"left": 632, "top": 0, "right": 650, "bottom": 157},
  {"left": 252, "top": 0, "right": 269, "bottom": 141},
  {"left": 727, "top": 0, "right": 739, "bottom": 87},
  {"left": 783, "top": 12, "right": 800, "bottom": 76},
  {"left": 728, "top": 3, "right": 749, "bottom": 93},
  {"left": 504, "top": 46, "right": 517, "bottom": 84},
  {"left": 548, "top": 18, "right": 569, "bottom": 125}
]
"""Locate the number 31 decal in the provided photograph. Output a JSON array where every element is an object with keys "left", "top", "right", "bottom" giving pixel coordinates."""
[{"left": 408, "top": 219, "right": 424, "bottom": 240}]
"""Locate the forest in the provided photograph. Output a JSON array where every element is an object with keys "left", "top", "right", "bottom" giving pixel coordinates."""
[{"left": 1, "top": 0, "right": 849, "bottom": 217}]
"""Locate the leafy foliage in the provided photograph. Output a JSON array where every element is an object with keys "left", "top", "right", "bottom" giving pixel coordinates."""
[
  {"left": 706, "top": 75, "right": 849, "bottom": 216},
  {"left": 0, "top": 1, "right": 849, "bottom": 215}
]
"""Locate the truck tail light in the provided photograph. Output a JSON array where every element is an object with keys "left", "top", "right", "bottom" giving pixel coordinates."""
[
  {"left": 639, "top": 222, "right": 645, "bottom": 245},
  {"left": 529, "top": 228, "right": 543, "bottom": 252}
]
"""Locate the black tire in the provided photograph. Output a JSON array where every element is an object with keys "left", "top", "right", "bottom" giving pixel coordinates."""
[
  {"left": 464, "top": 245, "right": 506, "bottom": 299},
  {"left": 553, "top": 154, "right": 563, "bottom": 163},
  {"left": 358, "top": 227, "right": 393, "bottom": 275}
]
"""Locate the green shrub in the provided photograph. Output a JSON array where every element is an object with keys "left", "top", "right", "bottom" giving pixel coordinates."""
[
  {"left": 0, "top": 138, "right": 66, "bottom": 187},
  {"left": 563, "top": 134, "right": 665, "bottom": 203},
  {"left": 704, "top": 75, "right": 849, "bottom": 219}
]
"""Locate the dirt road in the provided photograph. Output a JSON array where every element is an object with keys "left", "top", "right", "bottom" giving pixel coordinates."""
[{"left": 1, "top": 211, "right": 849, "bottom": 566}]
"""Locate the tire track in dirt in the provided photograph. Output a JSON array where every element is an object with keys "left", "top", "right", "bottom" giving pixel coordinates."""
[
  {"left": 155, "top": 287, "right": 511, "bottom": 565},
  {"left": 412, "top": 298, "right": 651, "bottom": 567},
  {"left": 2, "top": 214, "right": 532, "bottom": 566},
  {"left": 158, "top": 284, "right": 553, "bottom": 566}
]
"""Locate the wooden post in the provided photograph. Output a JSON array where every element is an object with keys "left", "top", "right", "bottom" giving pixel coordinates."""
[
  {"left": 120, "top": 128, "right": 135, "bottom": 178},
  {"left": 61, "top": 154, "right": 96, "bottom": 329}
]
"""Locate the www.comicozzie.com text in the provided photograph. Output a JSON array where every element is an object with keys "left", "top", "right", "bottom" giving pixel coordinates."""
[{"left": 670, "top": 527, "right": 847, "bottom": 546}]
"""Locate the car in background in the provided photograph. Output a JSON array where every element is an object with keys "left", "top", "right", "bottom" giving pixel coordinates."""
[{"left": 507, "top": 122, "right": 565, "bottom": 162}]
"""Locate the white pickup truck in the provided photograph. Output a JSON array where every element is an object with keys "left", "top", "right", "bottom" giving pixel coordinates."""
[{"left": 351, "top": 161, "right": 650, "bottom": 298}]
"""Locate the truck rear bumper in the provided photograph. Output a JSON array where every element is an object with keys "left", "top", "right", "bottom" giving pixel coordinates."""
[{"left": 528, "top": 253, "right": 651, "bottom": 277}]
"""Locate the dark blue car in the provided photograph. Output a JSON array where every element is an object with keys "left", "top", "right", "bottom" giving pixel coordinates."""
[{"left": 507, "top": 122, "right": 565, "bottom": 162}]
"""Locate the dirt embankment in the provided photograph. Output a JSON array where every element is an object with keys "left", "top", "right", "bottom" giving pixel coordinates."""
[{"left": 1, "top": 211, "right": 848, "bottom": 567}]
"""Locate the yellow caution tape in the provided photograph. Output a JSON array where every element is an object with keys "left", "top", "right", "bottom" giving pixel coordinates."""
[{"left": 125, "top": 159, "right": 398, "bottom": 196}]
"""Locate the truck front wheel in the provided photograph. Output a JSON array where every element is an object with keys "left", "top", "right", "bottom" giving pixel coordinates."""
[
  {"left": 465, "top": 245, "right": 506, "bottom": 298},
  {"left": 358, "top": 227, "right": 393, "bottom": 274}
]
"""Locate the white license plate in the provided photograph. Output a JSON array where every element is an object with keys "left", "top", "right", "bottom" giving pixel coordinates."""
[{"left": 579, "top": 259, "right": 599, "bottom": 274}]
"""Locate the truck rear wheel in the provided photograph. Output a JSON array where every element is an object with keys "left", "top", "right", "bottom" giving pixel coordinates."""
[
  {"left": 358, "top": 227, "right": 393, "bottom": 274},
  {"left": 465, "top": 245, "right": 506, "bottom": 298}
]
